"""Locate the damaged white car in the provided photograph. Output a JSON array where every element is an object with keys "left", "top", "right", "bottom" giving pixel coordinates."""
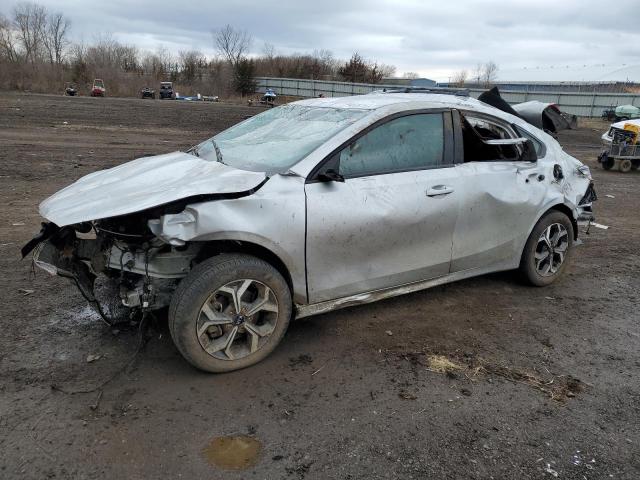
[{"left": 23, "top": 91, "right": 597, "bottom": 372}]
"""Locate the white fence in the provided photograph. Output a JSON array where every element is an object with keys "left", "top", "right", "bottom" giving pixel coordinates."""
[{"left": 255, "top": 77, "right": 640, "bottom": 118}]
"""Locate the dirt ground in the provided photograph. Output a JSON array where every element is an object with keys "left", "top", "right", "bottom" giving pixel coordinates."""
[{"left": 1, "top": 92, "right": 639, "bottom": 480}]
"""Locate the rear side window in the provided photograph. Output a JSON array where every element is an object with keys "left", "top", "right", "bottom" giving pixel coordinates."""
[
  {"left": 461, "top": 113, "right": 520, "bottom": 162},
  {"left": 338, "top": 113, "right": 444, "bottom": 178},
  {"left": 513, "top": 124, "right": 546, "bottom": 157}
]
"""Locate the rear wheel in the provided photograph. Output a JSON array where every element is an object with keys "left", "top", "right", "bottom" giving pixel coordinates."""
[
  {"left": 520, "top": 211, "right": 574, "bottom": 287},
  {"left": 619, "top": 159, "right": 633, "bottom": 173},
  {"left": 169, "top": 254, "right": 292, "bottom": 373}
]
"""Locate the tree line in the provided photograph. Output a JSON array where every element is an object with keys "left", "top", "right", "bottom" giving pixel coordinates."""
[{"left": 0, "top": 2, "right": 398, "bottom": 97}]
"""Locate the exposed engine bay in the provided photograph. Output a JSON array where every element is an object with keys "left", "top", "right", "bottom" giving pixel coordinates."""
[{"left": 23, "top": 209, "right": 206, "bottom": 324}]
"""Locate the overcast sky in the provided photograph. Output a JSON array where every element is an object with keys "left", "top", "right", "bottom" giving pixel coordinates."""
[{"left": 2, "top": 0, "right": 639, "bottom": 81}]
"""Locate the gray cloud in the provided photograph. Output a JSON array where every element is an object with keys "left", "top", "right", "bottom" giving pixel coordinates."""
[{"left": 1, "top": 0, "right": 639, "bottom": 81}]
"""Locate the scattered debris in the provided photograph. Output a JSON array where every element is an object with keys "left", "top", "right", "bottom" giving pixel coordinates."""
[
  {"left": 425, "top": 355, "right": 465, "bottom": 375},
  {"left": 386, "top": 349, "right": 586, "bottom": 402},
  {"left": 89, "top": 390, "right": 103, "bottom": 411},
  {"left": 18, "top": 289, "right": 34, "bottom": 296},
  {"left": 605, "top": 194, "right": 615, "bottom": 198},
  {"left": 544, "top": 463, "right": 559, "bottom": 477},
  {"left": 11, "top": 222, "right": 25, "bottom": 226},
  {"left": 311, "top": 364, "right": 326, "bottom": 376},
  {"left": 398, "top": 390, "right": 417, "bottom": 400},
  {"left": 385, "top": 330, "right": 393, "bottom": 336},
  {"left": 590, "top": 222, "right": 609, "bottom": 230},
  {"left": 86, "top": 354, "right": 101, "bottom": 363}
]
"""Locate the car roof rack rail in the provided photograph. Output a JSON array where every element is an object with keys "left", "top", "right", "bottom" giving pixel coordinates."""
[{"left": 377, "top": 86, "right": 470, "bottom": 97}]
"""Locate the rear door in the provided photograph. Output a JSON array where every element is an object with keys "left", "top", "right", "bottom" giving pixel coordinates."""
[
  {"left": 450, "top": 111, "right": 548, "bottom": 272},
  {"left": 304, "top": 110, "right": 462, "bottom": 303}
]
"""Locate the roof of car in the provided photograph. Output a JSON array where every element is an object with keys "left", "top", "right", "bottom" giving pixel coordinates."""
[{"left": 294, "top": 92, "right": 485, "bottom": 111}]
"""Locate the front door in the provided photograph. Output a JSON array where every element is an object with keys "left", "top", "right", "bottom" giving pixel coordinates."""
[{"left": 304, "top": 111, "right": 461, "bottom": 303}]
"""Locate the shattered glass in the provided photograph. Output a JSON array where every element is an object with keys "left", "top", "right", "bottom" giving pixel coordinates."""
[{"left": 196, "top": 105, "right": 367, "bottom": 174}]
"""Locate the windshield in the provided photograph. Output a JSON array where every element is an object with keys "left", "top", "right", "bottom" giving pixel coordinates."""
[{"left": 194, "top": 104, "right": 367, "bottom": 173}]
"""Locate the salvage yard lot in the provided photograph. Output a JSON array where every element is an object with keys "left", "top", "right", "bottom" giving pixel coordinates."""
[{"left": 1, "top": 92, "right": 639, "bottom": 479}]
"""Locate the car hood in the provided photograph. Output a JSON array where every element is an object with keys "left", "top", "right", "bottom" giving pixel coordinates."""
[{"left": 40, "top": 151, "right": 267, "bottom": 226}]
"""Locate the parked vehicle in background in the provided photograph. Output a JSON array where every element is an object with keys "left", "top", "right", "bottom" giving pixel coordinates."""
[
  {"left": 598, "top": 119, "right": 640, "bottom": 172},
  {"left": 261, "top": 88, "right": 277, "bottom": 106},
  {"left": 23, "top": 91, "right": 596, "bottom": 373},
  {"left": 159, "top": 82, "right": 174, "bottom": 99},
  {"left": 614, "top": 104, "right": 640, "bottom": 121},
  {"left": 141, "top": 87, "right": 156, "bottom": 99},
  {"left": 91, "top": 79, "right": 106, "bottom": 97},
  {"left": 64, "top": 83, "right": 77, "bottom": 96}
]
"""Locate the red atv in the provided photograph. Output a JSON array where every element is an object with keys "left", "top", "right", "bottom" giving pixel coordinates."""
[{"left": 90, "top": 79, "right": 106, "bottom": 97}]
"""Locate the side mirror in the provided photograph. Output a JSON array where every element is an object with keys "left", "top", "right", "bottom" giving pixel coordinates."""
[{"left": 318, "top": 168, "right": 345, "bottom": 183}]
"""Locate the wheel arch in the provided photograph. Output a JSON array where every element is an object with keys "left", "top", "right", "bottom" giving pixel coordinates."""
[
  {"left": 548, "top": 203, "right": 579, "bottom": 240},
  {"left": 191, "top": 239, "right": 301, "bottom": 303}
]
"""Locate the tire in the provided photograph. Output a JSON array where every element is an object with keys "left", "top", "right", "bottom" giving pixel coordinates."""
[
  {"left": 519, "top": 211, "right": 574, "bottom": 287},
  {"left": 619, "top": 159, "right": 633, "bottom": 173},
  {"left": 601, "top": 154, "right": 614, "bottom": 170},
  {"left": 169, "top": 254, "right": 292, "bottom": 373}
]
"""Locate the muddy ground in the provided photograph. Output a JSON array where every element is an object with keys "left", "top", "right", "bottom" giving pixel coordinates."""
[{"left": 0, "top": 93, "right": 639, "bottom": 479}]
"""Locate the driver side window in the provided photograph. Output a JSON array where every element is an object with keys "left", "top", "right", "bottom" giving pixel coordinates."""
[{"left": 338, "top": 113, "right": 444, "bottom": 178}]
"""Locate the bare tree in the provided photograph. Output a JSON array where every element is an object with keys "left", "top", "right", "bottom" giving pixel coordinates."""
[
  {"left": 451, "top": 69, "right": 467, "bottom": 87},
  {"left": 262, "top": 41, "right": 275, "bottom": 60},
  {"left": 179, "top": 49, "right": 205, "bottom": 84},
  {"left": 42, "top": 11, "right": 70, "bottom": 65},
  {"left": 13, "top": 2, "right": 47, "bottom": 63},
  {"left": 482, "top": 61, "right": 498, "bottom": 86},
  {"left": 0, "top": 14, "right": 19, "bottom": 63},
  {"left": 213, "top": 24, "right": 251, "bottom": 68},
  {"left": 402, "top": 71, "right": 420, "bottom": 79},
  {"left": 473, "top": 62, "right": 483, "bottom": 85}
]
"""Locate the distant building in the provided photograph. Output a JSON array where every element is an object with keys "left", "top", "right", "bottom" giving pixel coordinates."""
[{"left": 382, "top": 77, "right": 437, "bottom": 88}]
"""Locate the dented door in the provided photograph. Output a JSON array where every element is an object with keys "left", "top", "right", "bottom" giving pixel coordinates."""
[
  {"left": 451, "top": 160, "right": 547, "bottom": 272},
  {"left": 304, "top": 111, "right": 460, "bottom": 303}
]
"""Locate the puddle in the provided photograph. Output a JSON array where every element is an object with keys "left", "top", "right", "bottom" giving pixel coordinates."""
[{"left": 203, "top": 436, "right": 262, "bottom": 470}]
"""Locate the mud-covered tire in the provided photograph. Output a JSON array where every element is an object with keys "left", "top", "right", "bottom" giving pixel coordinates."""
[
  {"left": 169, "top": 254, "right": 292, "bottom": 373},
  {"left": 619, "top": 159, "right": 633, "bottom": 173},
  {"left": 519, "top": 211, "right": 574, "bottom": 287}
]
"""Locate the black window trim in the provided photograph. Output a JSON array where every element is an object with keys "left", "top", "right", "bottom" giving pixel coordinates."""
[
  {"left": 454, "top": 108, "right": 544, "bottom": 163},
  {"left": 306, "top": 108, "right": 454, "bottom": 183}
]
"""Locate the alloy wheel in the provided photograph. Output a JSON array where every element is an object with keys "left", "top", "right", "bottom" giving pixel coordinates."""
[
  {"left": 534, "top": 223, "right": 569, "bottom": 277},
  {"left": 196, "top": 279, "right": 279, "bottom": 361}
]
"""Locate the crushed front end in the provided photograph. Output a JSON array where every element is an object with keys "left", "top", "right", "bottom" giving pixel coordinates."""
[{"left": 23, "top": 213, "right": 201, "bottom": 325}]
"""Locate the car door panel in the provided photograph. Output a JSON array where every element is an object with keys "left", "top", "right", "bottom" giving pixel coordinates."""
[
  {"left": 451, "top": 161, "right": 547, "bottom": 271},
  {"left": 305, "top": 167, "right": 461, "bottom": 303},
  {"left": 450, "top": 112, "right": 548, "bottom": 272}
]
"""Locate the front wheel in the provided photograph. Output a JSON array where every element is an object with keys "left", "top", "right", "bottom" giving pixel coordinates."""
[
  {"left": 519, "top": 211, "right": 574, "bottom": 287},
  {"left": 600, "top": 152, "right": 614, "bottom": 170},
  {"left": 169, "top": 254, "right": 292, "bottom": 373}
]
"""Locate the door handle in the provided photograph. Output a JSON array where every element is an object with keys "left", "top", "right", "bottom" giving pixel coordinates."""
[{"left": 426, "top": 185, "right": 454, "bottom": 197}]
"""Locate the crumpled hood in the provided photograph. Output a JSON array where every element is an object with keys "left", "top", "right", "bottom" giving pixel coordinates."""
[{"left": 40, "top": 151, "right": 267, "bottom": 226}]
